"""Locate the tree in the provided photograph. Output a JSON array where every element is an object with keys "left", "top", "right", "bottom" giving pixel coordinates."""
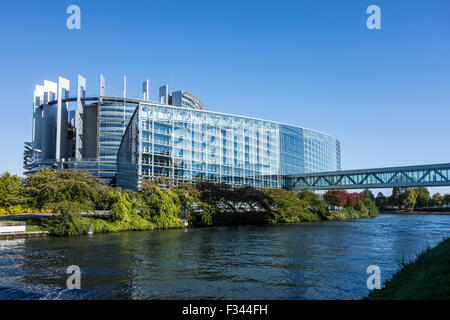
[
  {"left": 22, "top": 169, "right": 100, "bottom": 212},
  {"left": 363, "top": 189, "right": 375, "bottom": 201},
  {"left": 389, "top": 187, "right": 402, "bottom": 208},
  {"left": 0, "top": 172, "right": 23, "bottom": 208},
  {"left": 233, "top": 186, "right": 270, "bottom": 213},
  {"left": 399, "top": 188, "right": 417, "bottom": 212},
  {"left": 444, "top": 194, "right": 450, "bottom": 206},
  {"left": 415, "top": 187, "right": 431, "bottom": 209},
  {"left": 323, "top": 190, "right": 347, "bottom": 208},
  {"left": 138, "top": 180, "right": 180, "bottom": 227},
  {"left": 297, "top": 188, "right": 328, "bottom": 219},
  {"left": 345, "top": 192, "right": 367, "bottom": 208},
  {"left": 375, "top": 192, "right": 387, "bottom": 209},
  {"left": 109, "top": 191, "right": 132, "bottom": 222},
  {"left": 262, "top": 188, "right": 311, "bottom": 223},
  {"left": 431, "top": 193, "right": 443, "bottom": 208},
  {"left": 196, "top": 181, "right": 236, "bottom": 212}
]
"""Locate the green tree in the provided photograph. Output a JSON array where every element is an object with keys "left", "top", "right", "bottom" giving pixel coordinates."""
[
  {"left": 138, "top": 181, "right": 180, "bottom": 228},
  {"left": 196, "top": 181, "right": 236, "bottom": 212},
  {"left": 363, "top": 189, "right": 375, "bottom": 201},
  {"left": 389, "top": 187, "right": 402, "bottom": 208},
  {"left": 0, "top": 172, "right": 23, "bottom": 208},
  {"left": 415, "top": 187, "right": 431, "bottom": 209},
  {"left": 364, "top": 197, "right": 379, "bottom": 217},
  {"left": 400, "top": 188, "right": 417, "bottom": 212},
  {"left": 262, "top": 188, "right": 319, "bottom": 223},
  {"left": 444, "top": 194, "right": 450, "bottom": 206},
  {"left": 375, "top": 192, "right": 387, "bottom": 209},
  {"left": 22, "top": 169, "right": 100, "bottom": 212},
  {"left": 109, "top": 191, "right": 132, "bottom": 222},
  {"left": 431, "top": 193, "right": 443, "bottom": 208},
  {"left": 296, "top": 188, "right": 328, "bottom": 219}
]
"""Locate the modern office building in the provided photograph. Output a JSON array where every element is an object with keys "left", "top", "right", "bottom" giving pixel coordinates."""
[{"left": 25, "top": 74, "right": 341, "bottom": 189}]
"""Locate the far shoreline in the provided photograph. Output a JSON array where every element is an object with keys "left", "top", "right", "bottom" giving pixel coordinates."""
[{"left": 380, "top": 210, "right": 450, "bottom": 215}]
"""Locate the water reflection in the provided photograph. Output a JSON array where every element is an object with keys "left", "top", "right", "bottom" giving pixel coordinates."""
[{"left": 0, "top": 214, "right": 449, "bottom": 300}]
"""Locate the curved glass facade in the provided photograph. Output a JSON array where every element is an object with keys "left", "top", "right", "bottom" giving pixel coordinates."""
[
  {"left": 117, "top": 102, "right": 341, "bottom": 190},
  {"left": 26, "top": 75, "right": 340, "bottom": 190},
  {"left": 97, "top": 99, "right": 138, "bottom": 184}
]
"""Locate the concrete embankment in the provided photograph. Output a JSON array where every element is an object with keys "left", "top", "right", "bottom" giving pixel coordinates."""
[{"left": 0, "top": 231, "right": 50, "bottom": 240}]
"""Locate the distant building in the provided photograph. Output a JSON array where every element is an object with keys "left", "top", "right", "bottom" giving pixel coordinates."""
[{"left": 25, "top": 74, "right": 341, "bottom": 189}]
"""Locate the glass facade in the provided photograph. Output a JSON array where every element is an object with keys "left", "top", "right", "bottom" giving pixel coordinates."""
[
  {"left": 27, "top": 93, "right": 340, "bottom": 190},
  {"left": 303, "top": 129, "right": 341, "bottom": 173},
  {"left": 97, "top": 99, "right": 138, "bottom": 184},
  {"left": 279, "top": 125, "right": 304, "bottom": 175},
  {"left": 117, "top": 102, "right": 341, "bottom": 190}
]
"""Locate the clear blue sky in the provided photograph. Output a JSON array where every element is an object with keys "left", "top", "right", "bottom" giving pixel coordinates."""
[{"left": 0, "top": 0, "right": 449, "bottom": 194}]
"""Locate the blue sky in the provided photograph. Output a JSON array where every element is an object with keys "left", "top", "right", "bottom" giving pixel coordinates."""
[{"left": 0, "top": 0, "right": 449, "bottom": 194}]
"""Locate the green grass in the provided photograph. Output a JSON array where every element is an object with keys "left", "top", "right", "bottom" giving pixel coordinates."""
[
  {"left": 26, "top": 222, "right": 47, "bottom": 232},
  {"left": 367, "top": 237, "right": 450, "bottom": 300}
]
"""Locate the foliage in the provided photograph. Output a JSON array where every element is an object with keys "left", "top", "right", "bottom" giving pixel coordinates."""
[
  {"left": 323, "top": 190, "right": 347, "bottom": 207},
  {"left": 172, "top": 183, "right": 214, "bottom": 226},
  {"left": 0, "top": 172, "right": 23, "bottom": 208},
  {"left": 399, "top": 188, "right": 417, "bottom": 212},
  {"left": 444, "top": 194, "right": 450, "bottom": 205},
  {"left": 21, "top": 169, "right": 102, "bottom": 212},
  {"left": 109, "top": 192, "right": 132, "bottom": 222},
  {"left": 375, "top": 192, "right": 387, "bottom": 209},
  {"left": 323, "top": 190, "right": 367, "bottom": 208},
  {"left": 363, "top": 189, "right": 375, "bottom": 201},
  {"left": 137, "top": 181, "right": 181, "bottom": 228},
  {"left": 262, "top": 188, "right": 321, "bottom": 223},
  {"left": 415, "top": 187, "right": 431, "bottom": 209},
  {"left": 389, "top": 187, "right": 402, "bottom": 207},
  {"left": 1, "top": 169, "right": 382, "bottom": 233},
  {"left": 431, "top": 193, "right": 443, "bottom": 208},
  {"left": 375, "top": 187, "right": 450, "bottom": 212},
  {"left": 296, "top": 188, "right": 328, "bottom": 219},
  {"left": 46, "top": 200, "right": 91, "bottom": 215}
]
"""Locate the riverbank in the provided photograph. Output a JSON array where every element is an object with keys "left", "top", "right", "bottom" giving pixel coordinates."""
[
  {"left": 367, "top": 237, "right": 450, "bottom": 300},
  {"left": 0, "top": 170, "right": 379, "bottom": 237},
  {"left": 0, "top": 204, "right": 378, "bottom": 237},
  {"left": 0, "top": 231, "right": 49, "bottom": 240}
]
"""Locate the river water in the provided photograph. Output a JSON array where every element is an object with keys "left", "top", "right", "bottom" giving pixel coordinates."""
[{"left": 0, "top": 213, "right": 449, "bottom": 300}]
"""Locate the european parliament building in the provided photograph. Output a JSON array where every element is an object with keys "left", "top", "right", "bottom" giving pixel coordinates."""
[{"left": 25, "top": 74, "right": 341, "bottom": 190}]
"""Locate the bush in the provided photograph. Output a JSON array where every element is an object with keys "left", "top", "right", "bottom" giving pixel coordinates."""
[
  {"left": 21, "top": 169, "right": 105, "bottom": 212},
  {"left": 262, "top": 188, "right": 321, "bottom": 223},
  {"left": 48, "top": 211, "right": 89, "bottom": 237},
  {"left": 46, "top": 200, "right": 91, "bottom": 215},
  {"left": 137, "top": 181, "right": 182, "bottom": 228},
  {"left": 109, "top": 192, "right": 132, "bottom": 222}
]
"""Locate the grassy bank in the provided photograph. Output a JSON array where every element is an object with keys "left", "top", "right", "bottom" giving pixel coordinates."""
[{"left": 367, "top": 238, "right": 450, "bottom": 300}]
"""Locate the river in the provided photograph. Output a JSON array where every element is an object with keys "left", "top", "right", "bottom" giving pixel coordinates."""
[{"left": 0, "top": 213, "right": 449, "bottom": 300}]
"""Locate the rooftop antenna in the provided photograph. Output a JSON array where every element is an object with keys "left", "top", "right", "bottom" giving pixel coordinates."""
[
  {"left": 123, "top": 76, "right": 127, "bottom": 98},
  {"left": 142, "top": 80, "right": 150, "bottom": 101},
  {"left": 99, "top": 74, "right": 105, "bottom": 96}
]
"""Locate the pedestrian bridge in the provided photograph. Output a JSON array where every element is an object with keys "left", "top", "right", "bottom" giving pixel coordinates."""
[{"left": 284, "top": 163, "right": 450, "bottom": 190}]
